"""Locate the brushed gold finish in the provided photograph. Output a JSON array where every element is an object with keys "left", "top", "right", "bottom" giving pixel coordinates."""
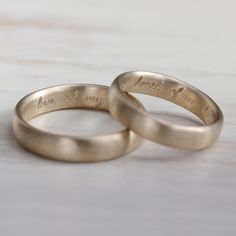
[
  {"left": 13, "top": 84, "right": 144, "bottom": 162},
  {"left": 109, "top": 71, "right": 223, "bottom": 150}
]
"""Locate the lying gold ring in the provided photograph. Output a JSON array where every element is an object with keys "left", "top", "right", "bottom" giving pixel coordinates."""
[
  {"left": 13, "top": 84, "right": 143, "bottom": 162},
  {"left": 109, "top": 71, "right": 223, "bottom": 150}
]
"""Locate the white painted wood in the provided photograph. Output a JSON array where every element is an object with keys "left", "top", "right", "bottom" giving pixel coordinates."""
[{"left": 0, "top": 0, "right": 235, "bottom": 235}]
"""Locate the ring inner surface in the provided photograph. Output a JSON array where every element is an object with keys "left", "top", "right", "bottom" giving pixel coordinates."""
[
  {"left": 18, "top": 85, "right": 109, "bottom": 122},
  {"left": 119, "top": 74, "right": 220, "bottom": 125}
]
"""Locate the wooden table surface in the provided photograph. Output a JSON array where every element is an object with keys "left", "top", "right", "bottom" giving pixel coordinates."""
[{"left": 0, "top": 0, "right": 235, "bottom": 235}]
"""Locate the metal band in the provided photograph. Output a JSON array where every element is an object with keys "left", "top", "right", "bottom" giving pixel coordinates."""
[
  {"left": 13, "top": 84, "right": 143, "bottom": 162},
  {"left": 109, "top": 71, "right": 223, "bottom": 150}
]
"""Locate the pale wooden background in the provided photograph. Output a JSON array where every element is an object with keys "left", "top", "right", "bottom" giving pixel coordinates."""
[{"left": 0, "top": 0, "right": 235, "bottom": 235}]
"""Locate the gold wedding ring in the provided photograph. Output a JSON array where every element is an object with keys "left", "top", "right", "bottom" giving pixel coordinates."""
[
  {"left": 13, "top": 84, "right": 143, "bottom": 162},
  {"left": 13, "top": 72, "right": 224, "bottom": 162},
  {"left": 109, "top": 71, "right": 223, "bottom": 150}
]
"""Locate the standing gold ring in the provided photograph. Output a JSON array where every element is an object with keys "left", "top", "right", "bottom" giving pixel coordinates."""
[
  {"left": 109, "top": 71, "right": 223, "bottom": 150},
  {"left": 13, "top": 84, "right": 143, "bottom": 162}
]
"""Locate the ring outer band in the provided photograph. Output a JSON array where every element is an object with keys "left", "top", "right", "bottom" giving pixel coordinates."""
[
  {"left": 109, "top": 71, "right": 223, "bottom": 150},
  {"left": 13, "top": 84, "right": 144, "bottom": 162}
]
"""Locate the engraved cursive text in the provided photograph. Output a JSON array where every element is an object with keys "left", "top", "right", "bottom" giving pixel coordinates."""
[
  {"left": 134, "top": 75, "right": 165, "bottom": 91},
  {"left": 183, "top": 95, "right": 200, "bottom": 110},
  {"left": 169, "top": 87, "right": 184, "bottom": 99},
  {"left": 37, "top": 96, "right": 55, "bottom": 109},
  {"left": 66, "top": 89, "right": 80, "bottom": 103},
  {"left": 85, "top": 96, "right": 104, "bottom": 105}
]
